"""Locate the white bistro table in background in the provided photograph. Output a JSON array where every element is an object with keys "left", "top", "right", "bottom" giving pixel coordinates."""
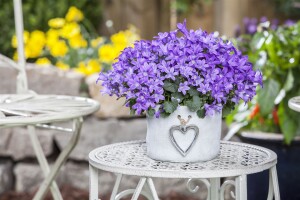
[
  {"left": 89, "top": 140, "right": 280, "bottom": 200},
  {"left": 289, "top": 96, "right": 300, "bottom": 113},
  {"left": 0, "top": 94, "right": 99, "bottom": 200}
]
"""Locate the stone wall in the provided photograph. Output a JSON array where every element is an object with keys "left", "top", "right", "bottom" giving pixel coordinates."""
[{"left": 0, "top": 64, "right": 235, "bottom": 199}]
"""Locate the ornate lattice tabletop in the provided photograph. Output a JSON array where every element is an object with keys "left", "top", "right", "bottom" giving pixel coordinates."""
[
  {"left": 89, "top": 140, "right": 280, "bottom": 200},
  {"left": 0, "top": 94, "right": 99, "bottom": 127}
]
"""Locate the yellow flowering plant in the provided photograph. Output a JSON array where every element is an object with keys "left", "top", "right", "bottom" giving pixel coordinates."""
[{"left": 12, "top": 6, "right": 140, "bottom": 76}]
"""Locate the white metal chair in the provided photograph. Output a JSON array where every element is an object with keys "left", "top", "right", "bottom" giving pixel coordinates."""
[{"left": 0, "top": 0, "right": 99, "bottom": 199}]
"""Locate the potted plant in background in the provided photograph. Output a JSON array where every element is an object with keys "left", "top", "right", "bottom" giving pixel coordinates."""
[
  {"left": 98, "top": 20, "right": 262, "bottom": 162},
  {"left": 228, "top": 20, "right": 300, "bottom": 200},
  {"left": 10, "top": 6, "right": 140, "bottom": 119}
]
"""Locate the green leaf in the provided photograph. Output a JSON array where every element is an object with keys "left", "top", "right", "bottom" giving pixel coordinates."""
[
  {"left": 147, "top": 108, "right": 155, "bottom": 117},
  {"left": 172, "top": 92, "right": 184, "bottom": 102},
  {"left": 163, "top": 80, "right": 178, "bottom": 93},
  {"left": 130, "top": 109, "right": 135, "bottom": 115},
  {"left": 188, "top": 87, "right": 200, "bottom": 96},
  {"left": 257, "top": 79, "right": 280, "bottom": 116},
  {"left": 197, "top": 109, "right": 205, "bottom": 118},
  {"left": 186, "top": 96, "right": 202, "bottom": 112},
  {"left": 278, "top": 103, "right": 297, "bottom": 144},
  {"left": 160, "top": 111, "right": 171, "bottom": 118},
  {"left": 222, "top": 106, "right": 232, "bottom": 118},
  {"left": 283, "top": 69, "right": 294, "bottom": 92},
  {"left": 164, "top": 100, "right": 178, "bottom": 114},
  {"left": 250, "top": 32, "right": 266, "bottom": 50}
]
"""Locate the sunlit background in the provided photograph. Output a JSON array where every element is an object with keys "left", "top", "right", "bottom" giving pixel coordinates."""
[{"left": 0, "top": 0, "right": 300, "bottom": 199}]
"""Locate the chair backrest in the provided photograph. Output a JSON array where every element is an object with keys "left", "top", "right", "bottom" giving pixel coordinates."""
[{"left": 0, "top": 0, "right": 28, "bottom": 94}]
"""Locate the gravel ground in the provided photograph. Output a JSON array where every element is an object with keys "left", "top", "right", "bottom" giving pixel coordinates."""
[{"left": 0, "top": 185, "right": 199, "bottom": 200}]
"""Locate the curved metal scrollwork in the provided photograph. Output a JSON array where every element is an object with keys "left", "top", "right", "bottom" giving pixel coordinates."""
[
  {"left": 220, "top": 180, "right": 236, "bottom": 200},
  {"left": 186, "top": 178, "right": 211, "bottom": 200},
  {"left": 115, "top": 189, "right": 153, "bottom": 200}
]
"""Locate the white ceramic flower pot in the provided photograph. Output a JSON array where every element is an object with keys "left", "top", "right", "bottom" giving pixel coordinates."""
[{"left": 146, "top": 106, "right": 222, "bottom": 162}]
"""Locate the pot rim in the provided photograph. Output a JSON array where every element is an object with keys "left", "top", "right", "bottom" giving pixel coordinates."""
[{"left": 241, "top": 131, "right": 300, "bottom": 141}]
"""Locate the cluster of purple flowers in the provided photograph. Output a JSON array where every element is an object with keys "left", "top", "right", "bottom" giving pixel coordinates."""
[
  {"left": 235, "top": 17, "right": 295, "bottom": 37},
  {"left": 98, "top": 20, "right": 263, "bottom": 117}
]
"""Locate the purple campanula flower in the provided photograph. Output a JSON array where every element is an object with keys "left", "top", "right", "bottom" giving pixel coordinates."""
[
  {"left": 178, "top": 82, "right": 190, "bottom": 95},
  {"left": 97, "top": 20, "right": 263, "bottom": 117},
  {"left": 284, "top": 19, "right": 295, "bottom": 27}
]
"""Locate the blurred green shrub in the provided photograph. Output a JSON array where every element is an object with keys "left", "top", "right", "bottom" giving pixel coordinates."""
[
  {"left": 227, "top": 21, "right": 300, "bottom": 144},
  {"left": 275, "top": 0, "right": 300, "bottom": 17},
  {"left": 0, "top": 0, "right": 102, "bottom": 57}
]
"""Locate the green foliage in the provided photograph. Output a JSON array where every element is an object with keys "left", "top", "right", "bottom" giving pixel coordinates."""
[
  {"left": 228, "top": 21, "right": 300, "bottom": 144},
  {"left": 174, "top": 0, "right": 211, "bottom": 15},
  {"left": 278, "top": 101, "right": 297, "bottom": 144},
  {"left": 164, "top": 100, "right": 179, "bottom": 114},
  {"left": 186, "top": 96, "right": 202, "bottom": 112},
  {"left": 147, "top": 76, "right": 236, "bottom": 119},
  {"left": 257, "top": 79, "right": 280, "bottom": 116},
  {"left": 196, "top": 109, "right": 205, "bottom": 118},
  {"left": 188, "top": 87, "right": 200, "bottom": 96},
  {"left": 163, "top": 80, "right": 179, "bottom": 93},
  {"left": 274, "top": 0, "right": 300, "bottom": 17},
  {"left": 147, "top": 108, "right": 155, "bottom": 117},
  {"left": 0, "top": 0, "right": 102, "bottom": 57}
]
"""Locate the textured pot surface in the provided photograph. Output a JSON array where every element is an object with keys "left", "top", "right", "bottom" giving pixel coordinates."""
[{"left": 146, "top": 106, "right": 222, "bottom": 162}]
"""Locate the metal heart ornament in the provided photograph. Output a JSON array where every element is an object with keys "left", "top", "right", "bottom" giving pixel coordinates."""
[{"left": 169, "top": 125, "right": 199, "bottom": 157}]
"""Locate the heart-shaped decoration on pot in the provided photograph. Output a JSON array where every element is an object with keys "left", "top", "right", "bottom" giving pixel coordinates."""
[{"left": 169, "top": 125, "right": 199, "bottom": 157}]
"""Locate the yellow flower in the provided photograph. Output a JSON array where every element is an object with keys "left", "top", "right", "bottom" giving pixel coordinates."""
[
  {"left": 98, "top": 44, "right": 118, "bottom": 63},
  {"left": 56, "top": 61, "right": 70, "bottom": 70},
  {"left": 65, "top": 6, "right": 84, "bottom": 22},
  {"left": 49, "top": 40, "right": 68, "bottom": 57},
  {"left": 69, "top": 34, "right": 87, "bottom": 49},
  {"left": 48, "top": 18, "right": 65, "bottom": 29},
  {"left": 13, "top": 52, "right": 18, "bottom": 60},
  {"left": 125, "top": 30, "right": 140, "bottom": 44},
  {"left": 30, "top": 30, "right": 46, "bottom": 47},
  {"left": 25, "top": 31, "right": 45, "bottom": 59},
  {"left": 75, "top": 59, "right": 101, "bottom": 75},
  {"left": 24, "top": 45, "right": 43, "bottom": 58},
  {"left": 24, "top": 46, "right": 30, "bottom": 58},
  {"left": 111, "top": 31, "right": 127, "bottom": 47},
  {"left": 60, "top": 22, "right": 80, "bottom": 39},
  {"left": 36, "top": 57, "right": 51, "bottom": 66},
  {"left": 87, "top": 59, "right": 101, "bottom": 73},
  {"left": 46, "top": 29, "right": 60, "bottom": 48},
  {"left": 11, "top": 31, "right": 30, "bottom": 48},
  {"left": 91, "top": 37, "right": 104, "bottom": 48}
]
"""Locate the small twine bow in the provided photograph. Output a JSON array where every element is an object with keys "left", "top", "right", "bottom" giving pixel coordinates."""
[{"left": 177, "top": 115, "right": 192, "bottom": 126}]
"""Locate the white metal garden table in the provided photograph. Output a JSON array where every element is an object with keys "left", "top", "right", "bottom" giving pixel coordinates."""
[
  {"left": 0, "top": 94, "right": 99, "bottom": 200},
  {"left": 288, "top": 96, "right": 300, "bottom": 112},
  {"left": 89, "top": 140, "right": 280, "bottom": 200},
  {"left": 1, "top": 0, "right": 100, "bottom": 199}
]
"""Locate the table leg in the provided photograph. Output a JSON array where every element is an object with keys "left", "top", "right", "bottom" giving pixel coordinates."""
[
  {"left": 27, "top": 125, "right": 63, "bottom": 200},
  {"left": 110, "top": 174, "right": 123, "bottom": 200},
  {"left": 89, "top": 165, "right": 99, "bottom": 200},
  {"left": 267, "top": 169, "right": 274, "bottom": 200},
  {"left": 210, "top": 178, "right": 220, "bottom": 200},
  {"left": 146, "top": 178, "right": 160, "bottom": 200},
  {"left": 131, "top": 177, "right": 147, "bottom": 200},
  {"left": 235, "top": 175, "right": 247, "bottom": 200},
  {"left": 32, "top": 117, "right": 83, "bottom": 200},
  {"left": 269, "top": 166, "right": 280, "bottom": 200}
]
